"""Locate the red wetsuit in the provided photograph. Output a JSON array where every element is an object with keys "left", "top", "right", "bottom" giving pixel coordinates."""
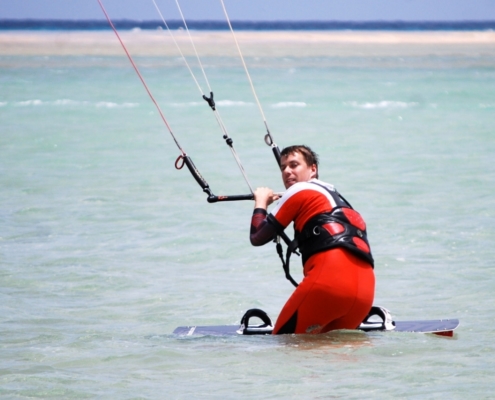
[{"left": 250, "top": 179, "right": 375, "bottom": 334}]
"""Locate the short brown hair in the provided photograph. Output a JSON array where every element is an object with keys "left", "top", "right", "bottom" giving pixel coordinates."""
[{"left": 280, "top": 145, "right": 319, "bottom": 178}]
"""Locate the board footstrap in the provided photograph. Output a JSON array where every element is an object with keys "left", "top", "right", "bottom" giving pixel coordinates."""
[
  {"left": 359, "top": 306, "right": 396, "bottom": 332},
  {"left": 238, "top": 308, "right": 273, "bottom": 335}
]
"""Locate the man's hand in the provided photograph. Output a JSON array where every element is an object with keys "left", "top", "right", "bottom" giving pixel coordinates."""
[{"left": 253, "top": 187, "right": 280, "bottom": 210}]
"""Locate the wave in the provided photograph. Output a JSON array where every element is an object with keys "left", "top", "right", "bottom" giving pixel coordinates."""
[
  {"left": 169, "top": 101, "right": 203, "bottom": 107},
  {"left": 2, "top": 99, "right": 139, "bottom": 108},
  {"left": 169, "top": 100, "right": 307, "bottom": 108},
  {"left": 216, "top": 100, "right": 254, "bottom": 107},
  {"left": 170, "top": 100, "right": 254, "bottom": 107},
  {"left": 17, "top": 99, "right": 44, "bottom": 106},
  {"left": 53, "top": 99, "right": 89, "bottom": 106},
  {"left": 479, "top": 103, "right": 495, "bottom": 108},
  {"left": 95, "top": 102, "right": 139, "bottom": 108},
  {"left": 271, "top": 102, "right": 307, "bottom": 108},
  {"left": 345, "top": 101, "right": 418, "bottom": 109}
]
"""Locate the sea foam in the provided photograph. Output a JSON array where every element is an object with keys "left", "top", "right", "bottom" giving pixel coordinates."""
[
  {"left": 345, "top": 100, "right": 418, "bottom": 109},
  {"left": 271, "top": 102, "right": 307, "bottom": 108}
]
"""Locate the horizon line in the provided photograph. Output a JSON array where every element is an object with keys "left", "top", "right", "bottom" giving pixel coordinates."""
[{"left": 1, "top": 19, "right": 495, "bottom": 32}]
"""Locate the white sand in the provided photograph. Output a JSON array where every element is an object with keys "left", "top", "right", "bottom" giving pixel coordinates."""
[{"left": 1, "top": 31, "right": 494, "bottom": 57}]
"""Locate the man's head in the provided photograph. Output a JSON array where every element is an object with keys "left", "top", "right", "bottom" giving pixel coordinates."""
[{"left": 280, "top": 145, "right": 319, "bottom": 189}]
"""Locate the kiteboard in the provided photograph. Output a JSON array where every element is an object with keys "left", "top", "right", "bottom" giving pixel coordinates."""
[{"left": 173, "top": 307, "right": 460, "bottom": 337}]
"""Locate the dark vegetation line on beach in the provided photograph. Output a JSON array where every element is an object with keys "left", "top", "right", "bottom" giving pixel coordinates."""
[{"left": 1, "top": 19, "right": 495, "bottom": 31}]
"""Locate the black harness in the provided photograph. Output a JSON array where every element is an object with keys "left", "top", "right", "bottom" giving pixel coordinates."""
[{"left": 269, "top": 182, "right": 374, "bottom": 287}]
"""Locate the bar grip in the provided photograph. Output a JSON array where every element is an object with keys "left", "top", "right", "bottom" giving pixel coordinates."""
[
  {"left": 207, "top": 194, "right": 254, "bottom": 203},
  {"left": 272, "top": 145, "right": 281, "bottom": 167},
  {"left": 183, "top": 155, "right": 209, "bottom": 190}
]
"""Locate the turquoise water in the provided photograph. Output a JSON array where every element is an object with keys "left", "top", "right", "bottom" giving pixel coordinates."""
[{"left": 1, "top": 43, "right": 495, "bottom": 398}]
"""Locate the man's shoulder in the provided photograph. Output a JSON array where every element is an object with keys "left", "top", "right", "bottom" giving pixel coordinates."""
[
  {"left": 285, "top": 179, "right": 336, "bottom": 196},
  {"left": 272, "top": 180, "right": 337, "bottom": 216},
  {"left": 309, "top": 179, "right": 336, "bottom": 192}
]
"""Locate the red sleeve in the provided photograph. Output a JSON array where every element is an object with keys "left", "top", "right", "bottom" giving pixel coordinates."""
[
  {"left": 250, "top": 208, "right": 277, "bottom": 246},
  {"left": 272, "top": 189, "right": 332, "bottom": 232}
]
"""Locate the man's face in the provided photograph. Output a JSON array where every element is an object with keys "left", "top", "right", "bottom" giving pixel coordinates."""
[{"left": 280, "top": 151, "right": 317, "bottom": 189}]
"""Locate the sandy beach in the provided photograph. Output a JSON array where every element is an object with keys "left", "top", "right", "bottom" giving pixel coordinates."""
[{"left": 1, "top": 30, "right": 494, "bottom": 57}]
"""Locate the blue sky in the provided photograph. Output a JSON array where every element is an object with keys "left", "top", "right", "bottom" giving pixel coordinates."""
[{"left": 1, "top": 0, "right": 494, "bottom": 21}]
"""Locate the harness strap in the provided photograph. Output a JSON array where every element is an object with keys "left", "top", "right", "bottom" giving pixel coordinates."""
[{"left": 268, "top": 215, "right": 300, "bottom": 288}]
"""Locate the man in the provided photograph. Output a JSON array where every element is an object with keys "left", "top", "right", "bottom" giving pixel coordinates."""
[{"left": 250, "top": 145, "right": 375, "bottom": 334}]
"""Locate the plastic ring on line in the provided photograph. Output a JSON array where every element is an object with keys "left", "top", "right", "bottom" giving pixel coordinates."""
[
  {"left": 175, "top": 155, "right": 185, "bottom": 170},
  {"left": 264, "top": 134, "right": 273, "bottom": 146}
]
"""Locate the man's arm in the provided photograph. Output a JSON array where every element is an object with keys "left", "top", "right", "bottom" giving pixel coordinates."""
[
  {"left": 250, "top": 208, "right": 277, "bottom": 246},
  {"left": 249, "top": 187, "right": 280, "bottom": 246}
]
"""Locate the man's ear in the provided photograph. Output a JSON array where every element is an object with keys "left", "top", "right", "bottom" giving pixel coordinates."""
[{"left": 310, "top": 164, "right": 317, "bottom": 179}]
